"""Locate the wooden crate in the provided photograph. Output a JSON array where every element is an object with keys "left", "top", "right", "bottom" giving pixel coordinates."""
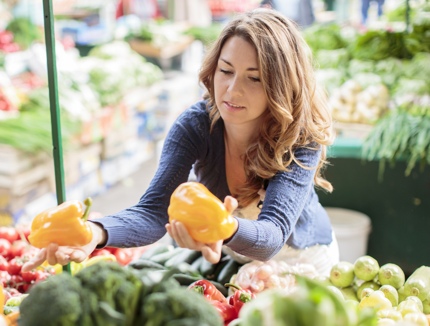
[{"left": 128, "top": 35, "right": 194, "bottom": 60}]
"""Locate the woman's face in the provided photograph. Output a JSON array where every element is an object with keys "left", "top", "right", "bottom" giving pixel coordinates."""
[{"left": 214, "top": 36, "right": 268, "bottom": 127}]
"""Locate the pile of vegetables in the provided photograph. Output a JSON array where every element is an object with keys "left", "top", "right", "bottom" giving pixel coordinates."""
[
  {"left": 18, "top": 260, "right": 224, "bottom": 326},
  {"left": 303, "top": 2, "right": 430, "bottom": 175},
  {"left": 0, "top": 87, "right": 81, "bottom": 153},
  {"left": 4, "top": 17, "right": 42, "bottom": 50},
  {"left": 326, "top": 255, "right": 430, "bottom": 325},
  {"left": 82, "top": 41, "right": 163, "bottom": 107}
]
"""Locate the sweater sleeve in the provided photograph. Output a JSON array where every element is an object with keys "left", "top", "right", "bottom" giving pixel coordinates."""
[
  {"left": 92, "top": 103, "right": 209, "bottom": 248},
  {"left": 224, "top": 145, "right": 322, "bottom": 261}
]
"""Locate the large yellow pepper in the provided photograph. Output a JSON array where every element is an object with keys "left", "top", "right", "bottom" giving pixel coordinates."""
[
  {"left": 168, "top": 182, "right": 236, "bottom": 243},
  {"left": 28, "top": 198, "right": 93, "bottom": 248}
]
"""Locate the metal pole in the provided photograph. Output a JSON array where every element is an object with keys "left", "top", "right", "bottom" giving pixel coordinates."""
[
  {"left": 42, "top": 0, "right": 71, "bottom": 274},
  {"left": 406, "top": 0, "right": 411, "bottom": 32}
]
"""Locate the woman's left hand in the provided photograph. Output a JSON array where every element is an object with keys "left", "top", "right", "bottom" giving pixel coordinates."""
[{"left": 165, "top": 195, "right": 238, "bottom": 264}]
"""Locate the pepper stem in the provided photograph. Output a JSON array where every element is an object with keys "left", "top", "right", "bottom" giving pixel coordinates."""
[
  {"left": 82, "top": 197, "right": 93, "bottom": 221},
  {"left": 224, "top": 283, "right": 243, "bottom": 291}
]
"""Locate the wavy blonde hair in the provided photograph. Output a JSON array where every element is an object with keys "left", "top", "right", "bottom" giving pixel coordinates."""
[{"left": 199, "top": 8, "right": 334, "bottom": 207}]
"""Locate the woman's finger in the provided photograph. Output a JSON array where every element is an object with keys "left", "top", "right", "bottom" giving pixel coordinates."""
[
  {"left": 46, "top": 243, "right": 60, "bottom": 265},
  {"left": 201, "top": 241, "right": 222, "bottom": 264},
  {"left": 174, "top": 221, "right": 202, "bottom": 250},
  {"left": 224, "top": 196, "right": 238, "bottom": 214},
  {"left": 21, "top": 248, "right": 47, "bottom": 272},
  {"left": 55, "top": 251, "right": 71, "bottom": 265},
  {"left": 166, "top": 221, "right": 183, "bottom": 247}
]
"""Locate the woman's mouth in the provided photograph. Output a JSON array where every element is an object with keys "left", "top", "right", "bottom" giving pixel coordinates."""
[{"left": 224, "top": 101, "right": 244, "bottom": 111}]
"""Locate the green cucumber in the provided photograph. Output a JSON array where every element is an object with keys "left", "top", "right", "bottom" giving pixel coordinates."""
[
  {"left": 199, "top": 258, "right": 218, "bottom": 279},
  {"left": 138, "top": 243, "right": 174, "bottom": 260},
  {"left": 216, "top": 258, "right": 241, "bottom": 285},
  {"left": 149, "top": 247, "right": 183, "bottom": 265},
  {"left": 190, "top": 255, "right": 205, "bottom": 273},
  {"left": 127, "top": 259, "right": 166, "bottom": 271},
  {"left": 164, "top": 249, "right": 202, "bottom": 269},
  {"left": 172, "top": 273, "right": 202, "bottom": 286}
]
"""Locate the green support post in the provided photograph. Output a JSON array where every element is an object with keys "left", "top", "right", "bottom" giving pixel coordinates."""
[{"left": 42, "top": 0, "right": 71, "bottom": 274}]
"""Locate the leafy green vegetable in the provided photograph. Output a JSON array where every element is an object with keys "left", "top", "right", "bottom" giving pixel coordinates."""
[
  {"left": 0, "top": 87, "right": 81, "bottom": 153},
  {"left": 19, "top": 272, "right": 97, "bottom": 326},
  {"left": 363, "top": 107, "right": 430, "bottom": 178},
  {"left": 303, "top": 23, "right": 348, "bottom": 53},
  {"left": 347, "top": 59, "right": 375, "bottom": 76},
  {"left": 374, "top": 58, "right": 404, "bottom": 89},
  {"left": 5, "top": 17, "right": 42, "bottom": 49},
  {"left": 75, "top": 261, "right": 143, "bottom": 326},
  {"left": 315, "top": 48, "right": 350, "bottom": 69},
  {"left": 402, "top": 52, "right": 430, "bottom": 83},
  {"left": 404, "top": 10, "right": 430, "bottom": 55},
  {"left": 349, "top": 30, "right": 411, "bottom": 61},
  {"left": 393, "top": 78, "right": 429, "bottom": 97},
  {"left": 184, "top": 23, "right": 223, "bottom": 46},
  {"left": 142, "top": 287, "right": 223, "bottom": 326},
  {"left": 84, "top": 41, "right": 163, "bottom": 106}
]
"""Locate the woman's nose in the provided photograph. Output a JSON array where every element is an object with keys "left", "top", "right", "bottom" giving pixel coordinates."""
[{"left": 227, "top": 76, "right": 244, "bottom": 96}]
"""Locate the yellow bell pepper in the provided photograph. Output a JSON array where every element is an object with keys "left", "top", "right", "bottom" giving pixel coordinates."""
[
  {"left": 168, "top": 182, "right": 236, "bottom": 243},
  {"left": 28, "top": 198, "right": 93, "bottom": 248}
]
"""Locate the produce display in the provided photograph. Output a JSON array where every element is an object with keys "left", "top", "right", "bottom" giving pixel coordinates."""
[
  {"left": 304, "top": 1, "right": 430, "bottom": 175},
  {"left": 1, "top": 1, "right": 429, "bottom": 325},
  {"left": 4, "top": 227, "right": 430, "bottom": 326}
]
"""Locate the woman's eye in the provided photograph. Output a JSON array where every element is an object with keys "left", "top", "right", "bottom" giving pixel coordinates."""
[
  {"left": 220, "top": 69, "right": 232, "bottom": 74},
  {"left": 250, "top": 77, "right": 261, "bottom": 82}
]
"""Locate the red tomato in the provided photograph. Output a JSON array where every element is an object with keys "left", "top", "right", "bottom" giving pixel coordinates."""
[
  {"left": 17, "top": 282, "right": 31, "bottom": 293},
  {"left": 9, "top": 240, "right": 28, "bottom": 258},
  {"left": 0, "top": 238, "right": 11, "bottom": 258},
  {"left": 0, "top": 227, "right": 19, "bottom": 243},
  {"left": 7, "top": 258, "right": 23, "bottom": 275},
  {"left": 21, "top": 269, "right": 37, "bottom": 282},
  {"left": 114, "top": 248, "right": 134, "bottom": 266},
  {"left": 0, "top": 256, "right": 8, "bottom": 271}
]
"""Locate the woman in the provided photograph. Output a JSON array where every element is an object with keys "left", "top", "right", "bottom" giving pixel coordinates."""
[{"left": 23, "top": 8, "right": 338, "bottom": 276}]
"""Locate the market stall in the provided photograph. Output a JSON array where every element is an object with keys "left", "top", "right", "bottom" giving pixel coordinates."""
[{"left": 1, "top": 0, "right": 430, "bottom": 325}]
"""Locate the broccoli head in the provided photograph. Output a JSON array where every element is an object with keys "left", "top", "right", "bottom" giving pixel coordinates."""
[
  {"left": 19, "top": 273, "right": 88, "bottom": 326},
  {"left": 140, "top": 287, "right": 223, "bottom": 326},
  {"left": 75, "top": 261, "right": 142, "bottom": 326}
]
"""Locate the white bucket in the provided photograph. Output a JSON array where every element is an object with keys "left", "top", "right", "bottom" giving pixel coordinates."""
[{"left": 325, "top": 207, "right": 372, "bottom": 263}]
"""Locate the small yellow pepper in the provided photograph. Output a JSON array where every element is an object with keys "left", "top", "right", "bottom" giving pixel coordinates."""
[
  {"left": 168, "top": 182, "right": 236, "bottom": 243},
  {"left": 28, "top": 198, "right": 93, "bottom": 248}
]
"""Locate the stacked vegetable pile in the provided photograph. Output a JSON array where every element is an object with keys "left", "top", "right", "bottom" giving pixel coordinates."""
[
  {"left": 327, "top": 255, "right": 430, "bottom": 325},
  {"left": 304, "top": 2, "right": 430, "bottom": 175},
  {"left": 18, "top": 260, "right": 224, "bottom": 326},
  {"left": 0, "top": 40, "right": 163, "bottom": 153}
]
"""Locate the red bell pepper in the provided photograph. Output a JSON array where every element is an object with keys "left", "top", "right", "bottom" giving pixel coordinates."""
[
  {"left": 188, "top": 279, "right": 227, "bottom": 303},
  {"left": 210, "top": 300, "right": 238, "bottom": 324},
  {"left": 225, "top": 283, "right": 255, "bottom": 314}
]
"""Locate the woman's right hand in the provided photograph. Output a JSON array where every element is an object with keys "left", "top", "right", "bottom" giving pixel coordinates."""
[{"left": 21, "top": 221, "right": 106, "bottom": 272}]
